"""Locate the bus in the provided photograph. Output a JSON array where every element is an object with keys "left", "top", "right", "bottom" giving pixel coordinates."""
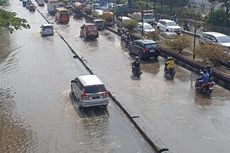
[{"left": 55, "top": 7, "right": 69, "bottom": 24}]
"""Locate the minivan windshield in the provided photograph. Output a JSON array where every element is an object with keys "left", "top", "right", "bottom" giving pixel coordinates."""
[
  {"left": 216, "top": 36, "right": 230, "bottom": 43},
  {"left": 85, "top": 85, "right": 106, "bottom": 93},
  {"left": 145, "top": 43, "right": 157, "bottom": 49},
  {"left": 167, "top": 21, "right": 177, "bottom": 26},
  {"left": 144, "top": 14, "right": 154, "bottom": 19}
]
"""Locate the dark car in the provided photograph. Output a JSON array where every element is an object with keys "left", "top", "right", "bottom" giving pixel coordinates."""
[
  {"left": 80, "top": 23, "right": 99, "bottom": 40},
  {"left": 28, "top": 4, "right": 36, "bottom": 12},
  {"left": 128, "top": 39, "right": 160, "bottom": 60},
  {"left": 94, "top": 19, "right": 105, "bottom": 30}
]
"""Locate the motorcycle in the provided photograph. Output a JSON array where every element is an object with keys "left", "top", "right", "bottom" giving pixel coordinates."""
[
  {"left": 132, "top": 65, "right": 142, "bottom": 78},
  {"left": 164, "top": 68, "right": 175, "bottom": 79},
  {"left": 195, "top": 80, "right": 215, "bottom": 96}
]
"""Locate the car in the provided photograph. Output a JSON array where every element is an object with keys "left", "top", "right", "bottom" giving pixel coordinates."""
[
  {"left": 40, "top": 24, "right": 54, "bottom": 37},
  {"left": 136, "top": 22, "right": 155, "bottom": 35},
  {"left": 156, "top": 19, "right": 181, "bottom": 35},
  {"left": 26, "top": 1, "right": 32, "bottom": 9},
  {"left": 37, "top": 0, "right": 44, "bottom": 6},
  {"left": 80, "top": 23, "right": 99, "bottom": 40},
  {"left": 128, "top": 39, "right": 160, "bottom": 60},
  {"left": 71, "top": 75, "right": 109, "bottom": 108},
  {"left": 199, "top": 32, "right": 230, "bottom": 49},
  {"left": 94, "top": 19, "right": 105, "bottom": 30},
  {"left": 28, "top": 4, "right": 36, "bottom": 12}
]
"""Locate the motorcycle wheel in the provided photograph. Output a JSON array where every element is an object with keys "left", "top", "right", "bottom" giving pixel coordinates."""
[{"left": 206, "top": 89, "right": 212, "bottom": 96}]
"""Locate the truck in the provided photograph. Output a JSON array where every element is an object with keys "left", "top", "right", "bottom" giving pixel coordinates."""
[{"left": 47, "top": 0, "right": 59, "bottom": 15}]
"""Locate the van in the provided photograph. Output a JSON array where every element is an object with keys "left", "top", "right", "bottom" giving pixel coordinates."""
[{"left": 71, "top": 75, "right": 109, "bottom": 108}]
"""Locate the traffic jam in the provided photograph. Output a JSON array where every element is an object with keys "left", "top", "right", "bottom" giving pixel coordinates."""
[{"left": 1, "top": 0, "right": 230, "bottom": 152}]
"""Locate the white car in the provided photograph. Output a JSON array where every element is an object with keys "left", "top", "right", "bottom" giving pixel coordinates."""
[
  {"left": 40, "top": 24, "right": 54, "bottom": 37},
  {"left": 156, "top": 19, "right": 181, "bottom": 35},
  {"left": 199, "top": 32, "right": 230, "bottom": 49},
  {"left": 136, "top": 22, "right": 155, "bottom": 34}
]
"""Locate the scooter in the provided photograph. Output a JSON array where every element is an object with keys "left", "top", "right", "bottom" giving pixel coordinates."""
[
  {"left": 195, "top": 80, "right": 215, "bottom": 96},
  {"left": 132, "top": 65, "right": 142, "bottom": 78},
  {"left": 164, "top": 68, "right": 175, "bottom": 79}
]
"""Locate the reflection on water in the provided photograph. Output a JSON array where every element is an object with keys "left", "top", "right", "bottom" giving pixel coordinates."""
[
  {"left": 0, "top": 31, "right": 19, "bottom": 74},
  {"left": 0, "top": 84, "right": 37, "bottom": 153}
]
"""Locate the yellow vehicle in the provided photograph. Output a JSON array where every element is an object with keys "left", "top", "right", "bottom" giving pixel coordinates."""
[{"left": 55, "top": 7, "right": 69, "bottom": 24}]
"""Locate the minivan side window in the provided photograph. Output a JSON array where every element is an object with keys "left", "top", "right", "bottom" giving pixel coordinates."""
[{"left": 75, "top": 78, "right": 83, "bottom": 90}]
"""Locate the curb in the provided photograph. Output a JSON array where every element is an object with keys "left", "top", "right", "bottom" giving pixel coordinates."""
[{"left": 37, "top": 10, "right": 170, "bottom": 153}]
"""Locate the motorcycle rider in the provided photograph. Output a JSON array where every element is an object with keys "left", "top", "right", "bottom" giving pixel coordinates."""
[
  {"left": 206, "top": 65, "right": 213, "bottom": 80},
  {"left": 183, "top": 18, "right": 190, "bottom": 31},
  {"left": 196, "top": 69, "right": 209, "bottom": 88},
  {"left": 132, "top": 56, "right": 141, "bottom": 76},
  {"left": 164, "top": 56, "right": 175, "bottom": 75}
]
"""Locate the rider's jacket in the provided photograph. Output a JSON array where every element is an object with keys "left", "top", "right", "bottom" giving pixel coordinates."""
[
  {"left": 198, "top": 73, "right": 209, "bottom": 83},
  {"left": 165, "top": 60, "right": 174, "bottom": 70}
]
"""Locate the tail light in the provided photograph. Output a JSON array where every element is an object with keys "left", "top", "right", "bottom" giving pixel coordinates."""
[
  {"left": 156, "top": 46, "right": 160, "bottom": 51},
  {"left": 102, "top": 89, "right": 109, "bottom": 97},
  {"left": 143, "top": 48, "right": 148, "bottom": 53},
  {"left": 81, "top": 90, "right": 89, "bottom": 98}
]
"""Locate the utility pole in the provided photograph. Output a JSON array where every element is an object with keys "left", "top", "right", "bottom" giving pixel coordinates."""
[{"left": 142, "top": 9, "right": 144, "bottom": 36}]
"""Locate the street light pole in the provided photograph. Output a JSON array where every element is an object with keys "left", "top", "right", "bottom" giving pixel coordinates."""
[
  {"left": 142, "top": 9, "right": 144, "bottom": 36},
  {"left": 193, "top": 18, "right": 196, "bottom": 60}
]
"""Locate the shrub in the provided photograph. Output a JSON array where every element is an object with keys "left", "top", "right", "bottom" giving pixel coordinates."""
[
  {"left": 165, "top": 35, "right": 191, "bottom": 53},
  {"left": 195, "top": 44, "right": 230, "bottom": 65},
  {"left": 101, "top": 13, "right": 113, "bottom": 22},
  {"left": 146, "top": 31, "right": 159, "bottom": 41},
  {"left": 122, "top": 19, "right": 138, "bottom": 32}
]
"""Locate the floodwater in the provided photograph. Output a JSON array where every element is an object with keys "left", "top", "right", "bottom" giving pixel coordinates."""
[
  {"left": 0, "top": 1, "right": 154, "bottom": 153},
  {"left": 46, "top": 14, "right": 230, "bottom": 153}
]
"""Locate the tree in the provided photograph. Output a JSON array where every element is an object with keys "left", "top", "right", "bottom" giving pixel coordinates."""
[
  {"left": 0, "top": 9, "right": 30, "bottom": 33},
  {"left": 219, "top": 0, "right": 230, "bottom": 25},
  {"left": 205, "top": 9, "right": 226, "bottom": 26}
]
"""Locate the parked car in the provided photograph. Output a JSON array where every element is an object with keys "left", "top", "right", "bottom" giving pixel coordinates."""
[
  {"left": 94, "top": 19, "right": 105, "bottom": 30},
  {"left": 28, "top": 4, "right": 36, "bottom": 12},
  {"left": 80, "top": 23, "right": 99, "bottom": 40},
  {"left": 128, "top": 39, "right": 160, "bottom": 60},
  {"left": 136, "top": 22, "right": 155, "bottom": 35},
  {"left": 156, "top": 19, "right": 181, "bottom": 35},
  {"left": 71, "top": 75, "right": 109, "bottom": 108},
  {"left": 40, "top": 24, "right": 54, "bottom": 37},
  {"left": 199, "top": 32, "right": 230, "bottom": 49}
]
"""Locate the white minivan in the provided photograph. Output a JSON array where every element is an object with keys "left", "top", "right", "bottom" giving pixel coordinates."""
[{"left": 71, "top": 75, "right": 109, "bottom": 108}]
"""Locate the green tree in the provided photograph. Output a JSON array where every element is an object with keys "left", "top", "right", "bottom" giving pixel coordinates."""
[
  {"left": 122, "top": 19, "right": 138, "bottom": 32},
  {"left": 0, "top": 9, "right": 30, "bottom": 33},
  {"left": 205, "top": 9, "right": 226, "bottom": 26},
  {"left": 219, "top": 0, "right": 230, "bottom": 25}
]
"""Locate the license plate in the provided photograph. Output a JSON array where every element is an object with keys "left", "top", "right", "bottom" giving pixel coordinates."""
[
  {"left": 92, "top": 96, "right": 100, "bottom": 99},
  {"left": 150, "top": 50, "right": 155, "bottom": 52}
]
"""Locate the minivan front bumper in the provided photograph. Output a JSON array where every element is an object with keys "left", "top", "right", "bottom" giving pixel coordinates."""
[{"left": 80, "top": 98, "right": 109, "bottom": 107}]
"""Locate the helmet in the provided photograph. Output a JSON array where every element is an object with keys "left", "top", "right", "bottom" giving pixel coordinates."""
[
  {"left": 206, "top": 65, "right": 211, "bottom": 69},
  {"left": 203, "top": 69, "right": 208, "bottom": 74},
  {"left": 167, "top": 56, "right": 173, "bottom": 60},
  {"left": 135, "top": 56, "right": 139, "bottom": 60}
]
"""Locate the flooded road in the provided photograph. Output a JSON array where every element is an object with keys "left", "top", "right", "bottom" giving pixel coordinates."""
[
  {"left": 40, "top": 12, "right": 230, "bottom": 153},
  {"left": 0, "top": 1, "right": 154, "bottom": 153}
]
